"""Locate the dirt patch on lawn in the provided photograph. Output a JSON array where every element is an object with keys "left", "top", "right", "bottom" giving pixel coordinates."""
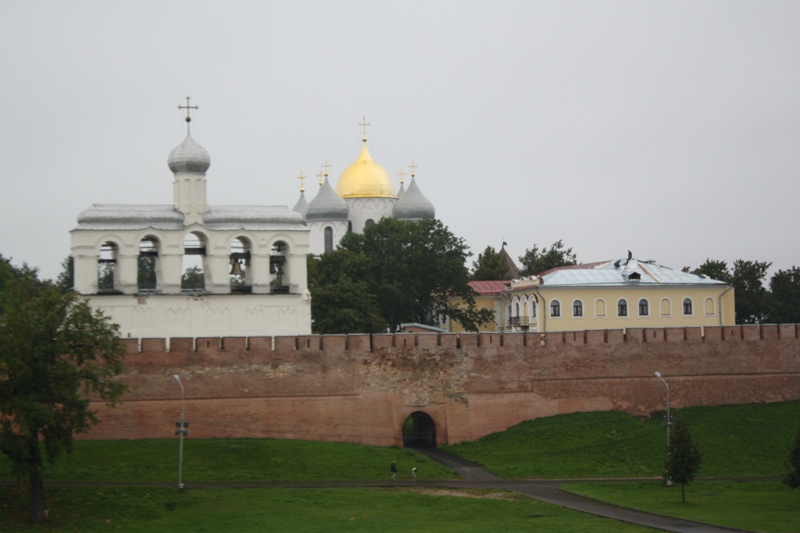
[{"left": 410, "top": 487, "right": 514, "bottom": 500}]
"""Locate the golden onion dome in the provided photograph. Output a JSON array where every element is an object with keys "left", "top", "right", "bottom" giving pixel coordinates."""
[{"left": 335, "top": 142, "right": 396, "bottom": 198}]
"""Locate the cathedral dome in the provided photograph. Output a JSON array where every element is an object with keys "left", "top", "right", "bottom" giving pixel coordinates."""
[
  {"left": 335, "top": 142, "right": 395, "bottom": 198},
  {"left": 168, "top": 134, "right": 211, "bottom": 174},
  {"left": 306, "top": 178, "right": 349, "bottom": 221},
  {"left": 392, "top": 177, "right": 435, "bottom": 220}
]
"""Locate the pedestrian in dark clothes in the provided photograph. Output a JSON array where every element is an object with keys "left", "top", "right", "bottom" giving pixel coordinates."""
[{"left": 391, "top": 460, "right": 397, "bottom": 481}]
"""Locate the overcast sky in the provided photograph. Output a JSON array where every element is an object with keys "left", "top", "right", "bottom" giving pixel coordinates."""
[{"left": 2, "top": 1, "right": 798, "bottom": 281}]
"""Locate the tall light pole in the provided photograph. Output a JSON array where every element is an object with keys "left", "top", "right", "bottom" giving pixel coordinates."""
[
  {"left": 173, "top": 374, "right": 187, "bottom": 490},
  {"left": 654, "top": 371, "right": 670, "bottom": 446}
]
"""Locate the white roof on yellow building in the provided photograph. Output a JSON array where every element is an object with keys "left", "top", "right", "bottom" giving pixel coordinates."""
[{"left": 520, "top": 258, "right": 728, "bottom": 289}]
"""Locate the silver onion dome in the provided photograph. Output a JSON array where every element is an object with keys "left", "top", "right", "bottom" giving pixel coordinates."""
[
  {"left": 292, "top": 191, "right": 308, "bottom": 215},
  {"left": 168, "top": 134, "right": 211, "bottom": 173},
  {"left": 305, "top": 178, "right": 349, "bottom": 221},
  {"left": 392, "top": 177, "right": 435, "bottom": 220}
]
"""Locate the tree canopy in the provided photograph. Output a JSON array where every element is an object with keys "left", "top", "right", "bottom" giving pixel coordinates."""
[
  {"left": 471, "top": 245, "right": 511, "bottom": 281},
  {"left": 0, "top": 264, "right": 127, "bottom": 523},
  {"left": 518, "top": 240, "right": 577, "bottom": 277},
  {"left": 309, "top": 218, "right": 493, "bottom": 333},
  {"left": 767, "top": 267, "right": 800, "bottom": 325}
]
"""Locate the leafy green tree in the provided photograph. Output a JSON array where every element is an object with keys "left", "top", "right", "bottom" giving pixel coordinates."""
[
  {"left": 691, "top": 259, "right": 732, "bottom": 284},
  {"left": 311, "top": 219, "right": 493, "bottom": 333},
  {"left": 471, "top": 245, "right": 510, "bottom": 281},
  {"left": 181, "top": 266, "right": 205, "bottom": 290},
  {"left": 665, "top": 415, "right": 703, "bottom": 503},
  {"left": 0, "top": 269, "right": 127, "bottom": 524},
  {"left": 55, "top": 256, "right": 74, "bottom": 293},
  {"left": 732, "top": 259, "right": 771, "bottom": 324},
  {"left": 767, "top": 267, "right": 800, "bottom": 324},
  {"left": 783, "top": 426, "right": 800, "bottom": 489},
  {"left": 518, "top": 240, "right": 577, "bottom": 277},
  {"left": 307, "top": 251, "right": 386, "bottom": 334},
  {"left": 137, "top": 255, "right": 157, "bottom": 290}
]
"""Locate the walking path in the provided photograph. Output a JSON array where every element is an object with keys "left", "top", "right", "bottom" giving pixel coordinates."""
[{"left": 414, "top": 447, "right": 751, "bottom": 533}]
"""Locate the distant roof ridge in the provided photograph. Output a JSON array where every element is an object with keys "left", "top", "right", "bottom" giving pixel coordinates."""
[{"left": 468, "top": 280, "right": 510, "bottom": 295}]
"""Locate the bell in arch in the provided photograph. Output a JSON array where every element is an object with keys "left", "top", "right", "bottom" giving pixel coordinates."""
[{"left": 230, "top": 259, "right": 244, "bottom": 276}]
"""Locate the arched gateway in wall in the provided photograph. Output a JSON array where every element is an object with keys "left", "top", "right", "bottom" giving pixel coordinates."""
[{"left": 402, "top": 411, "right": 437, "bottom": 448}]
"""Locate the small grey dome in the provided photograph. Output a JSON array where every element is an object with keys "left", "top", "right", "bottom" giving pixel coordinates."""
[
  {"left": 292, "top": 191, "right": 308, "bottom": 216},
  {"left": 168, "top": 134, "right": 211, "bottom": 173},
  {"left": 305, "top": 178, "right": 349, "bottom": 221},
  {"left": 396, "top": 182, "right": 406, "bottom": 200},
  {"left": 392, "top": 177, "right": 435, "bottom": 220}
]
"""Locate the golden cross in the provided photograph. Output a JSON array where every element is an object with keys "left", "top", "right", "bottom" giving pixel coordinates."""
[
  {"left": 397, "top": 169, "right": 406, "bottom": 185},
  {"left": 316, "top": 170, "right": 324, "bottom": 186},
  {"left": 297, "top": 172, "right": 306, "bottom": 193},
  {"left": 322, "top": 161, "right": 331, "bottom": 178},
  {"left": 408, "top": 161, "right": 418, "bottom": 178},
  {"left": 358, "top": 116, "right": 371, "bottom": 141},
  {"left": 178, "top": 96, "right": 199, "bottom": 123}
]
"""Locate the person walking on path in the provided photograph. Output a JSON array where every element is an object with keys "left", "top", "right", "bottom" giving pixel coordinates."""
[
  {"left": 412, "top": 467, "right": 417, "bottom": 480},
  {"left": 391, "top": 460, "right": 397, "bottom": 481}
]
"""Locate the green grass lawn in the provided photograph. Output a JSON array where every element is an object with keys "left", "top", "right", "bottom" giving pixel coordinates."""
[
  {"left": 563, "top": 481, "right": 800, "bottom": 533},
  {"left": 0, "top": 439, "right": 455, "bottom": 482},
  {"left": 0, "top": 486, "right": 657, "bottom": 532},
  {"left": 442, "top": 401, "right": 800, "bottom": 478}
]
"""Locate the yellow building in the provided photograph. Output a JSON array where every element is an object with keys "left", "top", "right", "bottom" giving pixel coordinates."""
[{"left": 449, "top": 257, "right": 735, "bottom": 333}]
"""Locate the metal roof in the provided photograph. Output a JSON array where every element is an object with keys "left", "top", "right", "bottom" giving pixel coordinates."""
[
  {"left": 74, "top": 204, "right": 306, "bottom": 232},
  {"left": 538, "top": 259, "right": 728, "bottom": 287}
]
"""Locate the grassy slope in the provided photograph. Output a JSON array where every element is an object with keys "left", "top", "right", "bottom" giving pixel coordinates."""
[
  {"left": 0, "top": 439, "right": 455, "bottom": 482},
  {"left": 0, "top": 486, "right": 656, "bottom": 533},
  {"left": 563, "top": 481, "right": 799, "bottom": 533},
  {"left": 442, "top": 401, "right": 800, "bottom": 478}
]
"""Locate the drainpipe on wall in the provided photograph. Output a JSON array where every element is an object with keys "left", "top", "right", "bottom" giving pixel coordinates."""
[
  {"left": 534, "top": 286, "right": 546, "bottom": 334},
  {"left": 718, "top": 285, "right": 734, "bottom": 326}
]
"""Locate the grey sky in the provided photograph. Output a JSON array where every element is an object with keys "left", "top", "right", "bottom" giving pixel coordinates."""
[{"left": 1, "top": 1, "right": 798, "bottom": 280}]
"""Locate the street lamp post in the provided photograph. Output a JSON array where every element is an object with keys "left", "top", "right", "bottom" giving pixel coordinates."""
[
  {"left": 654, "top": 371, "right": 673, "bottom": 486},
  {"left": 654, "top": 371, "right": 670, "bottom": 446},
  {"left": 173, "top": 374, "right": 187, "bottom": 490}
]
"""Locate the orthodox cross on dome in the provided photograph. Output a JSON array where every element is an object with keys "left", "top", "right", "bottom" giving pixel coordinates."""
[
  {"left": 408, "top": 161, "right": 418, "bottom": 178},
  {"left": 178, "top": 96, "right": 199, "bottom": 134},
  {"left": 321, "top": 161, "right": 331, "bottom": 179},
  {"left": 397, "top": 169, "right": 406, "bottom": 185},
  {"left": 316, "top": 170, "right": 324, "bottom": 186},
  {"left": 358, "top": 116, "right": 371, "bottom": 142},
  {"left": 297, "top": 172, "right": 306, "bottom": 193}
]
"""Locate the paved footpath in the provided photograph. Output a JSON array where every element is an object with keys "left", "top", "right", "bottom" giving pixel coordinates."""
[{"left": 413, "top": 447, "right": 751, "bottom": 533}]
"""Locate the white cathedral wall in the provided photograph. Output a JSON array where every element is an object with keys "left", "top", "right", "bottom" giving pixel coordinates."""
[
  {"left": 345, "top": 197, "right": 396, "bottom": 234},
  {"left": 307, "top": 220, "right": 348, "bottom": 255}
]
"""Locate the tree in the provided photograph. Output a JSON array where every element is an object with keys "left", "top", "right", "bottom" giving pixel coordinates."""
[
  {"left": 307, "top": 251, "right": 387, "bottom": 334},
  {"left": 310, "top": 218, "right": 493, "bottom": 333},
  {"left": 181, "top": 266, "right": 205, "bottom": 290},
  {"left": 665, "top": 415, "right": 703, "bottom": 503},
  {"left": 691, "top": 259, "right": 732, "bottom": 284},
  {"left": 731, "top": 259, "right": 771, "bottom": 324},
  {"left": 783, "top": 426, "right": 800, "bottom": 489},
  {"left": 767, "top": 267, "right": 800, "bottom": 324},
  {"left": 0, "top": 269, "right": 127, "bottom": 524},
  {"left": 55, "top": 255, "right": 75, "bottom": 293},
  {"left": 518, "top": 240, "right": 577, "bottom": 277},
  {"left": 471, "top": 245, "right": 510, "bottom": 281}
]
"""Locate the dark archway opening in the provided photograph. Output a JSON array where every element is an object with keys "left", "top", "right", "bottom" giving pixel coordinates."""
[{"left": 402, "top": 411, "right": 437, "bottom": 448}]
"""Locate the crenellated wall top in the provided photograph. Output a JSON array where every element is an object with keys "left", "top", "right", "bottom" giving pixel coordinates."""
[{"left": 123, "top": 324, "right": 799, "bottom": 354}]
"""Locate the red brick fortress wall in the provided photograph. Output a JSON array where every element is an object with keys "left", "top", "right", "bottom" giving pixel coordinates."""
[{"left": 85, "top": 325, "right": 800, "bottom": 446}]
